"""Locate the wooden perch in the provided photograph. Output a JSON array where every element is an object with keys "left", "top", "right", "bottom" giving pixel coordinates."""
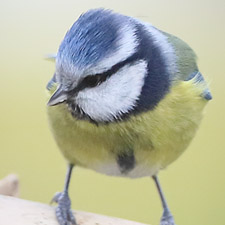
[
  {"left": 0, "top": 174, "right": 19, "bottom": 197},
  {"left": 0, "top": 195, "right": 149, "bottom": 225}
]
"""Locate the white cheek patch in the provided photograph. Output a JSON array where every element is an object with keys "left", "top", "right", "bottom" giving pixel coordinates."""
[{"left": 76, "top": 60, "right": 147, "bottom": 122}]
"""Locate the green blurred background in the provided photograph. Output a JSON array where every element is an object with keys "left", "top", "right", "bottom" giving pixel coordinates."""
[{"left": 0, "top": 0, "right": 225, "bottom": 224}]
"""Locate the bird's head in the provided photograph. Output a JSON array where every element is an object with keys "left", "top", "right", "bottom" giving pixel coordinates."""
[{"left": 47, "top": 8, "right": 172, "bottom": 123}]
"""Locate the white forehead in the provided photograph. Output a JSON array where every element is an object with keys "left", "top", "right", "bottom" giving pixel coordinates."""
[{"left": 75, "top": 60, "right": 147, "bottom": 122}]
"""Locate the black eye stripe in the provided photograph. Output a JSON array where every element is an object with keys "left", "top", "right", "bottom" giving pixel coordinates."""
[
  {"left": 68, "top": 48, "right": 141, "bottom": 95},
  {"left": 81, "top": 74, "right": 105, "bottom": 88},
  {"left": 69, "top": 73, "right": 107, "bottom": 94}
]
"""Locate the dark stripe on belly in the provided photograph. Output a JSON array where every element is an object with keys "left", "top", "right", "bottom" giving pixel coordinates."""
[{"left": 117, "top": 151, "right": 136, "bottom": 174}]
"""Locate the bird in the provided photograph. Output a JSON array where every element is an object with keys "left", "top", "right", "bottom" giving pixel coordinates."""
[{"left": 46, "top": 8, "right": 212, "bottom": 225}]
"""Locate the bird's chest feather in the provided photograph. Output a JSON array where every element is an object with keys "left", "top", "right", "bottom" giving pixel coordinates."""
[{"left": 47, "top": 80, "right": 207, "bottom": 178}]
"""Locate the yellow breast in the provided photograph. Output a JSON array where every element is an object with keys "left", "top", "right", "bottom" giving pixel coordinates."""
[{"left": 47, "top": 79, "right": 208, "bottom": 178}]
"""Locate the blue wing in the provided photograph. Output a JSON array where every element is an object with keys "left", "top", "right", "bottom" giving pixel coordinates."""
[{"left": 185, "top": 71, "right": 212, "bottom": 100}]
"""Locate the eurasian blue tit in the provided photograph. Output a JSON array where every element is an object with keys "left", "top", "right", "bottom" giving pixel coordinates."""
[{"left": 46, "top": 8, "right": 212, "bottom": 225}]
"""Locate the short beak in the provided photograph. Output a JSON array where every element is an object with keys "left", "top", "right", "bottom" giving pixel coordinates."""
[{"left": 47, "top": 85, "right": 67, "bottom": 106}]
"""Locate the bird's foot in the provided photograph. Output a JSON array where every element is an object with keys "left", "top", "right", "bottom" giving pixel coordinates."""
[
  {"left": 159, "top": 210, "right": 176, "bottom": 225},
  {"left": 51, "top": 191, "right": 76, "bottom": 225}
]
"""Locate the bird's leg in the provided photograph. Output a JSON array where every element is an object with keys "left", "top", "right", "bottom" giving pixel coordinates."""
[
  {"left": 152, "top": 175, "right": 176, "bottom": 225},
  {"left": 51, "top": 164, "right": 76, "bottom": 225}
]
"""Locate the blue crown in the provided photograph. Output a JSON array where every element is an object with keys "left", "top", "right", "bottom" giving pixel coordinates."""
[{"left": 58, "top": 9, "right": 128, "bottom": 68}]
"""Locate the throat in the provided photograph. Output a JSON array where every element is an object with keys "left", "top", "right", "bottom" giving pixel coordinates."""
[{"left": 67, "top": 101, "right": 99, "bottom": 125}]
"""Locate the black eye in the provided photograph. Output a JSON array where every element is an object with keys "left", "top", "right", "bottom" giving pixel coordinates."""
[
  {"left": 83, "top": 75, "right": 101, "bottom": 88},
  {"left": 73, "top": 73, "right": 109, "bottom": 93}
]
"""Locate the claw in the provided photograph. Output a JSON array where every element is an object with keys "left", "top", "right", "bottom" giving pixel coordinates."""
[
  {"left": 50, "top": 192, "right": 61, "bottom": 204},
  {"left": 160, "top": 210, "right": 176, "bottom": 225},
  {"left": 52, "top": 191, "right": 76, "bottom": 225},
  {"left": 68, "top": 210, "right": 77, "bottom": 225}
]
